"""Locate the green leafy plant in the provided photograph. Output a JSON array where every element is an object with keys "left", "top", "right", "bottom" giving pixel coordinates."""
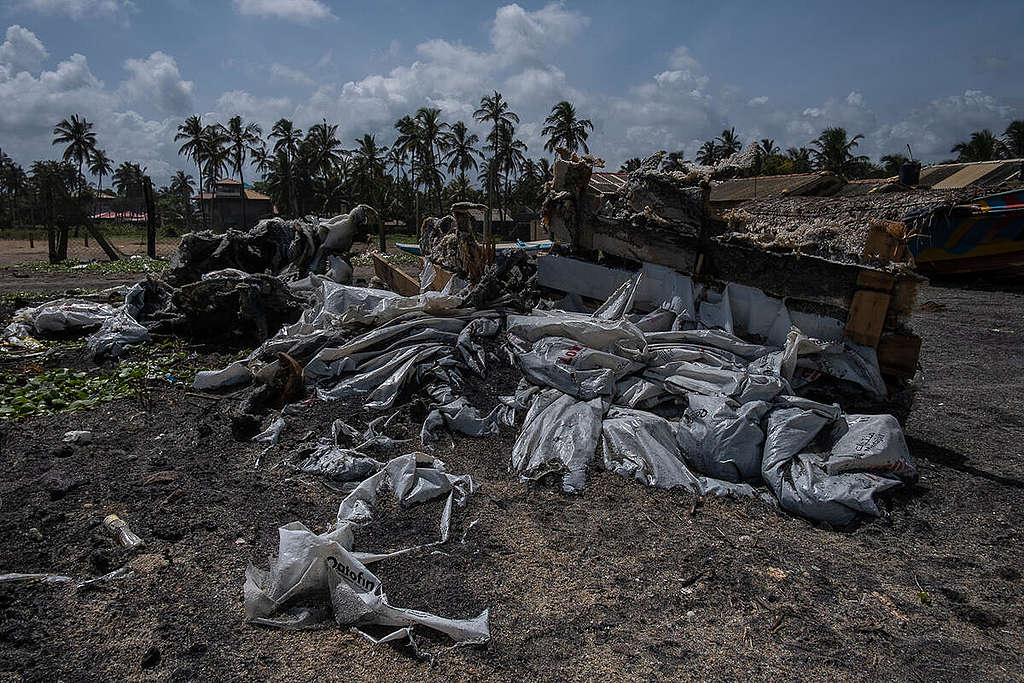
[{"left": 0, "top": 350, "right": 191, "bottom": 419}]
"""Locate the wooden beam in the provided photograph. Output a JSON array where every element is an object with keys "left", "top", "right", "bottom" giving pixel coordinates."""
[
  {"left": 372, "top": 253, "right": 420, "bottom": 296},
  {"left": 84, "top": 220, "right": 121, "bottom": 261},
  {"left": 844, "top": 289, "right": 891, "bottom": 347},
  {"left": 877, "top": 333, "right": 922, "bottom": 380},
  {"left": 856, "top": 269, "right": 896, "bottom": 293}
]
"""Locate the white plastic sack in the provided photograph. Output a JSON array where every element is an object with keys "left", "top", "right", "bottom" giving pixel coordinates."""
[
  {"left": 509, "top": 389, "right": 604, "bottom": 493},
  {"left": 676, "top": 395, "right": 770, "bottom": 483},
  {"left": 761, "top": 397, "right": 917, "bottom": 526}
]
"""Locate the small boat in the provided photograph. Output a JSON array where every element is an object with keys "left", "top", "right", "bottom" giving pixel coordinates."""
[
  {"left": 395, "top": 239, "right": 554, "bottom": 256},
  {"left": 909, "top": 188, "right": 1024, "bottom": 278}
]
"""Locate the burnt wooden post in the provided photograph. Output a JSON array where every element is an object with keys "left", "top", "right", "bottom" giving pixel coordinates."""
[{"left": 143, "top": 176, "right": 157, "bottom": 258}]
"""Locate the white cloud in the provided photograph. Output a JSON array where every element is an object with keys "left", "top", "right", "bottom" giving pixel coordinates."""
[
  {"left": 0, "top": 25, "right": 48, "bottom": 75},
  {"left": 490, "top": 2, "right": 588, "bottom": 63},
  {"left": 747, "top": 96, "right": 768, "bottom": 106},
  {"left": 270, "top": 63, "right": 314, "bottom": 87},
  {"left": 121, "top": 51, "right": 194, "bottom": 116},
  {"left": 232, "top": 0, "right": 334, "bottom": 23},
  {"left": 16, "top": 0, "right": 131, "bottom": 19},
  {"left": 668, "top": 46, "right": 698, "bottom": 71}
]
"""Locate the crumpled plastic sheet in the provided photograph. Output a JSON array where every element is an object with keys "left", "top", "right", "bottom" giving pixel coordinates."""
[
  {"left": 421, "top": 398, "right": 504, "bottom": 445},
  {"left": 505, "top": 270, "right": 915, "bottom": 523},
  {"left": 244, "top": 454, "right": 489, "bottom": 644},
  {"left": 509, "top": 388, "right": 605, "bottom": 494},
  {"left": 602, "top": 407, "right": 760, "bottom": 497},
  {"left": 761, "top": 397, "right": 918, "bottom": 526}
]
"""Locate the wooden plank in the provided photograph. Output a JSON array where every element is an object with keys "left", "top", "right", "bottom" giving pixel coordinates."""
[
  {"left": 877, "top": 334, "right": 922, "bottom": 379},
  {"left": 431, "top": 264, "right": 453, "bottom": 291},
  {"left": 844, "top": 290, "right": 890, "bottom": 347},
  {"left": 856, "top": 269, "right": 895, "bottom": 293},
  {"left": 372, "top": 253, "right": 419, "bottom": 296},
  {"left": 84, "top": 220, "right": 121, "bottom": 261}
]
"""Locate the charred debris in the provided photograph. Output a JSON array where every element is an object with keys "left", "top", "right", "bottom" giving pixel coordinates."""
[{"left": 4, "top": 148, "right": 934, "bottom": 650}]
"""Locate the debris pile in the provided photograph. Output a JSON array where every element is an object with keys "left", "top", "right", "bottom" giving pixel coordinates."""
[{"left": 5, "top": 159, "right": 932, "bottom": 653}]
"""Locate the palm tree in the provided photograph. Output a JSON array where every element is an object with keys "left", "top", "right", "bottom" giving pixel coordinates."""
[
  {"left": 305, "top": 120, "right": 344, "bottom": 188},
  {"left": 619, "top": 157, "right": 643, "bottom": 173},
  {"left": 52, "top": 114, "right": 97, "bottom": 193},
  {"left": 474, "top": 91, "right": 519, "bottom": 239},
  {"left": 537, "top": 157, "right": 553, "bottom": 183},
  {"left": 269, "top": 118, "right": 303, "bottom": 216},
  {"left": 351, "top": 133, "right": 388, "bottom": 250},
  {"left": 169, "top": 170, "right": 194, "bottom": 231},
  {"left": 88, "top": 149, "right": 113, "bottom": 194},
  {"left": 394, "top": 115, "right": 423, "bottom": 231},
  {"left": 175, "top": 115, "right": 208, "bottom": 226},
  {"left": 716, "top": 128, "right": 742, "bottom": 158},
  {"left": 443, "top": 121, "right": 482, "bottom": 202},
  {"left": 810, "top": 127, "right": 868, "bottom": 176},
  {"left": 542, "top": 101, "right": 594, "bottom": 155},
  {"left": 786, "top": 147, "right": 812, "bottom": 173},
  {"left": 220, "top": 115, "right": 263, "bottom": 229},
  {"left": 661, "top": 151, "right": 686, "bottom": 172},
  {"left": 415, "top": 107, "right": 449, "bottom": 215},
  {"left": 950, "top": 129, "right": 1004, "bottom": 162},
  {"left": 1002, "top": 120, "right": 1024, "bottom": 159},
  {"left": 880, "top": 153, "right": 910, "bottom": 176},
  {"left": 696, "top": 141, "right": 718, "bottom": 166},
  {"left": 251, "top": 144, "right": 271, "bottom": 180},
  {"left": 199, "top": 125, "right": 229, "bottom": 225},
  {"left": 490, "top": 120, "right": 527, "bottom": 232},
  {"left": 758, "top": 139, "right": 779, "bottom": 159}
]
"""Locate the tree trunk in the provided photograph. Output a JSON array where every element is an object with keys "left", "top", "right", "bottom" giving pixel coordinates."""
[
  {"left": 143, "top": 176, "right": 157, "bottom": 258},
  {"left": 195, "top": 162, "right": 206, "bottom": 229},
  {"left": 239, "top": 167, "right": 247, "bottom": 229},
  {"left": 412, "top": 150, "right": 420, "bottom": 237}
]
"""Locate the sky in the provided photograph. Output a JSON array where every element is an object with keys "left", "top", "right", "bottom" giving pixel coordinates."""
[{"left": 0, "top": 0, "right": 1021, "bottom": 184}]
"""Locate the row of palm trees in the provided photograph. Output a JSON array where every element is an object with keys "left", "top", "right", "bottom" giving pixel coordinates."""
[
  {"left": 170, "top": 95, "right": 595, "bottom": 235},
  {"left": 622, "top": 119, "right": 1024, "bottom": 179},
  {"left": 950, "top": 122, "right": 1024, "bottom": 162}
]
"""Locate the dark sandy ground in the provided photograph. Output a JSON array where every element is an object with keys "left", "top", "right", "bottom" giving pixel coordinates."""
[{"left": 0, "top": 280, "right": 1020, "bottom": 682}]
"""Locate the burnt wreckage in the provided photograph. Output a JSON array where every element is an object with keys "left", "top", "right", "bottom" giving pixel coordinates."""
[{"left": 4, "top": 151, "right": 927, "bottom": 651}]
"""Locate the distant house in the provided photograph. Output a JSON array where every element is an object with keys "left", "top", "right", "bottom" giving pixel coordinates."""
[
  {"left": 195, "top": 178, "right": 275, "bottom": 231},
  {"left": 465, "top": 206, "right": 514, "bottom": 237}
]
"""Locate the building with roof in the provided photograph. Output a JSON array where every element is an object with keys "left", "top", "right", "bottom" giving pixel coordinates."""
[
  {"left": 917, "top": 159, "right": 1023, "bottom": 189},
  {"left": 195, "top": 178, "right": 275, "bottom": 231},
  {"left": 709, "top": 172, "right": 845, "bottom": 209}
]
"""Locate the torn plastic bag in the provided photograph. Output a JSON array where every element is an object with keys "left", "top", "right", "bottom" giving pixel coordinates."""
[
  {"left": 510, "top": 389, "right": 604, "bottom": 494},
  {"left": 85, "top": 308, "right": 149, "bottom": 359},
  {"left": 507, "top": 313, "right": 648, "bottom": 360},
  {"left": 304, "top": 317, "right": 469, "bottom": 381},
  {"left": 593, "top": 272, "right": 642, "bottom": 321},
  {"left": 514, "top": 336, "right": 643, "bottom": 400},
  {"left": 299, "top": 445, "right": 383, "bottom": 482},
  {"left": 773, "top": 331, "right": 887, "bottom": 398},
  {"left": 421, "top": 398, "right": 503, "bottom": 445},
  {"left": 192, "top": 361, "right": 253, "bottom": 391},
  {"left": 676, "top": 395, "right": 770, "bottom": 483},
  {"left": 337, "top": 453, "right": 474, "bottom": 554},
  {"left": 613, "top": 375, "right": 674, "bottom": 410},
  {"left": 455, "top": 316, "right": 501, "bottom": 377},
  {"left": 761, "top": 397, "right": 916, "bottom": 526},
  {"left": 601, "top": 407, "right": 759, "bottom": 497},
  {"left": 7, "top": 299, "right": 117, "bottom": 336},
  {"left": 243, "top": 522, "right": 489, "bottom": 644}
]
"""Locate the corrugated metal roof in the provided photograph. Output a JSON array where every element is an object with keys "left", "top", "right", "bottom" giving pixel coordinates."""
[
  {"left": 921, "top": 160, "right": 1022, "bottom": 189},
  {"left": 710, "top": 172, "right": 839, "bottom": 203}
]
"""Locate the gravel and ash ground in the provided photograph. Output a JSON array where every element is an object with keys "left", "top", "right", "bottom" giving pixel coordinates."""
[{"left": 0, "top": 278, "right": 1021, "bottom": 681}]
